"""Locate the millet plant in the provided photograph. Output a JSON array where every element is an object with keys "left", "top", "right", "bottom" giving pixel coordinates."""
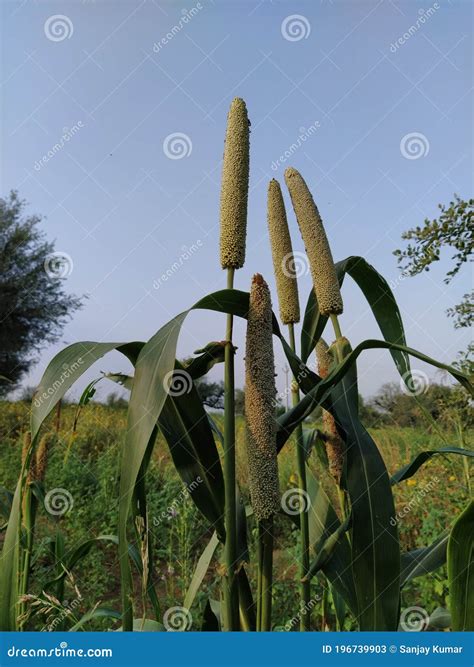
[{"left": 1, "top": 98, "right": 473, "bottom": 633}]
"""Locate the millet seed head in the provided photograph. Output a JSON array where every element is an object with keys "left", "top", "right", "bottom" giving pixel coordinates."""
[
  {"left": 34, "top": 434, "right": 51, "bottom": 483},
  {"left": 284, "top": 168, "right": 343, "bottom": 317},
  {"left": 21, "top": 431, "right": 31, "bottom": 468},
  {"left": 219, "top": 97, "right": 250, "bottom": 270},
  {"left": 318, "top": 336, "right": 352, "bottom": 487},
  {"left": 267, "top": 179, "right": 300, "bottom": 324},
  {"left": 245, "top": 273, "right": 280, "bottom": 521},
  {"left": 316, "top": 338, "right": 331, "bottom": 379},
  {"left": 322, "top": 411, "right": 344, "bottom": 486}
]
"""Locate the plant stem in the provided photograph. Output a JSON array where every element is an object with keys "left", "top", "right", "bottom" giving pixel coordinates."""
[
  {"left": 223, "top": 267, "right": 239, "bottom": 630},
  {"left": 329, "top": 314, "right": 348, "bottom": 521},
  {"left": 330, "top": 314, "right": 344, "bottom": 363},
  {"left": 256, "top": 528, "right": 263, "bottom": 631},
  {"left": 258, "top": 518, "right": 274, "bottom": 631},
  {"left": 321, "top": 578, "right": 328, "bottom": 631},
  {"left": 288, "top": 323, "right": 311, "bottom": 631},
  {"left": 18, "top": 485, "right": 33, "bottom": 629}
]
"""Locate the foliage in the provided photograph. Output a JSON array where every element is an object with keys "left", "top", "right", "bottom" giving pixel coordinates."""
[
  {"left": 194, "top": 379, "right": 225, "bottom": 410},
  {"left": 364, "top": 381, "right": 473, "bottom": 432},
  {"left": 0, "top": 403, "right": 471, "bottom": 631},
  {"left": 394, "top": 195, "right": 473, "bottom": 329},
  {"left": 0, "top": 191, "right": 82, "bottom": 396}
]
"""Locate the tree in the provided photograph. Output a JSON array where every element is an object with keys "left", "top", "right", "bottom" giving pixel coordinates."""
[
  {"left": 195, "top": 378, "right": 225, "bottom": 410},
  {"left": 394, "top": 195, "right": 473, "bottom": 329},
  {"left": 0, "top": 191, "right": 82, "bottom": 396}
]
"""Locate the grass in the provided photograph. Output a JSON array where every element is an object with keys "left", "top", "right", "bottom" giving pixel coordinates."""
[{"left": 0, "top": 400, "right": 470, "bottom": 631}]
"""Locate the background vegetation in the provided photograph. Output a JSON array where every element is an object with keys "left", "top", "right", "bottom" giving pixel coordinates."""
[{"left": 0, "top": 398, "right": 470, "bottom": 631}]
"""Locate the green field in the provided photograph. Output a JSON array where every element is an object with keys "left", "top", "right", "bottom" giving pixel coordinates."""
[{"left": 1, "top": 400, "right": 470, "bottom": 631}]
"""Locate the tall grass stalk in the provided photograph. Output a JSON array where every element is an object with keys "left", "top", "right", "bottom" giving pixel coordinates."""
[
  {"left": 223, "top": 267, "right": 239, "bottom": 630},
  {"left": 288, "top": 323, "right": 311, "bottom": 630},
  {"left": 245, "top": 274, "right": 280, "bottom": 632},
  {"left": 258, "top": 518, "right": 274, "bottom": 631},
  {"left": 219, "top": 97, "right": 250, "bottom": 630}
]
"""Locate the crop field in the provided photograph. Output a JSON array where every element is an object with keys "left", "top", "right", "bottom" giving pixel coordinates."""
[{"left": 0, "top": 399, "right": 471, "bottom": 632}]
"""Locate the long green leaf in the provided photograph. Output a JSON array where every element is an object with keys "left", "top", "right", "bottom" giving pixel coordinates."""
[
  {"left": 400, "top": 532, "right": 448, "bottom": 587},
  {"left": 183, "top": 532, "right": 219, "bottom": 610},
  {"left": 305, "top": 464, "right": 357, "bottom": 614},
  {"left": 0, "top": 481, "right": 20, "bottom": 629},
  {"left": 330, "top": 340, "right": 400, "bottom": 630},
  {"left": 304, "top": 515, "right": 351, "bottom": 581},
  {"left": 105, "top": 370, "right": 226, "bottom": 540},
  {"left": 31, "top": 341, "right": 142, "bottom": 440},
  {"left": 301, "top": 256, "right": 410, "bottom": 377},
  {"left": 392, "top": 447, "right": 474, "bottom": 484},
  {"left": 276, "top": 338, "right": 472, "bottom": 453},
  {"left": 448, "top": 501, "right": 474, "bottom": 630},
  {"left": 158, "top": 388, "right": 225, "bottom": 537}
]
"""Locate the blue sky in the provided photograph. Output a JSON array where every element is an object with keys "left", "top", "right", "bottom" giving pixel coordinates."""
[{"left": 1, "top": 0, "right": 472, "bottom": 400}]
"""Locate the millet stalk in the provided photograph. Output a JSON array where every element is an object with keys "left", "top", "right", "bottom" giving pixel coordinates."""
[{"left": 288, "top": 322, "right": 311, "bottom": 630}]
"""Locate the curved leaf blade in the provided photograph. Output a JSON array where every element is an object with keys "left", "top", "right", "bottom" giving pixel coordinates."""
[
  {"left": 183, "top": 532, "right": 219, "bottom": 610},
  {"left": 391, "top": 447, "right": 474, "bottom": 484},
  {"left": 305, "top": 464, "right": 357, "bottom": 614},
  {"left": 331, "top": 342, "right": 400, "bottom": 631},
  {"left": 400, "top": 532, "right": 448, "bottom": 587},
  {"left": 301, "top": 255, "right": 410, "bottom": 378},
  {"left": 448, "top": 501, "right": 474, "bottom": 630},
  {"left": 31, "top": 341, "right": 142, "bottom": 440}
]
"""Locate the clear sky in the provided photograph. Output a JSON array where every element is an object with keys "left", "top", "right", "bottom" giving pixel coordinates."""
[{"left": 1, "top": 0, "right": 472, "bottom": 401}]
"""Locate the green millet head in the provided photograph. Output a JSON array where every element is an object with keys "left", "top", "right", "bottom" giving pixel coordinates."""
[
  {"left": 317, "top": 337, "right": 351, "bottom": 487},
  {"left": 245, "top": 274, "right": 280, "bottom": 521},
  {"left": 284, "top": 168, "right": 343, "bottom": 317},
  {"left": 21, "top": 431, "right": 31, "bottom": 468},
  {"left": 267, "top": 179, "right": 300, "bottom": 324},
  {"left": 316, "top": 338, "right": 331, "bottom": 379},
  {"left": 219, "top": 97, "right": 250, "bottom": 270},
  {"left": 34, "top": 434, "right": 51, "bottom": 483}
]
